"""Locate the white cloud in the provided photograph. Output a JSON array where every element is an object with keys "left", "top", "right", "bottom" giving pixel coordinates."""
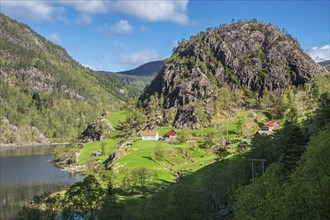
[
  {"left": 61, "top": 0, "right": 108, "bottom": 14},
  {"left": 111, "top": 0, "right": 190, "bottom": 25},
  {"left": 115, "top": 49, "right": 162, "bottom": 68},
  {"left": 98, "top": 20, "right": 133, "bottom": 35},
  {"left": 307, "top": 44, "right": 330, "bottom": 63},
  {"left": 48, "top": 33, "right": 62, "bottom": 44},
  {"left": 1, "top": 0, "right": 191, "bottom": 25},
  {"left": 1, "top": 1, "right": 55, "bottom": 22},
  {"left": 1, "top": 0, "right": 108, "bottom": 24},
  {"left": 60, "top": 0, "right": 109, "bottom": 24},
  {"left": 137, "top": 26, "right": 148, "bottom": 32}
]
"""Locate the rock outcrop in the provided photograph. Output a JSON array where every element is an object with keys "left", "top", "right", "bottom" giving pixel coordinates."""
[
  {"left": 140, "top": 20, "right": 328, "bottom": 128},
  {"left": 78, "top": 117, "right": 114, "bottom": 143}
]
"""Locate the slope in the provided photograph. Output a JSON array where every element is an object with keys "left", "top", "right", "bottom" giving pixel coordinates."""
[{"left": 0, "top": 13, "right": 127, "bottom": 144}]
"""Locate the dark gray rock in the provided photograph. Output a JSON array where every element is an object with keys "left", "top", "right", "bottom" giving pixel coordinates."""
[
  {"left": 140, "top": 20, "right": 328, "bottom": 128},
  {"left": 78, "top": 117, "right": 114, "bottom": 143}
]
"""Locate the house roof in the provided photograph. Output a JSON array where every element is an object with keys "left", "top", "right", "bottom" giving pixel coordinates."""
[
  {"left": 141, "top": 130, "right": 158, "bottom": 136},
  {"left": 263, "top": 121, "right": 280, "bottom": 128},
  {"left": 165, "top": 129, "right": 177, "bottom": 137}
]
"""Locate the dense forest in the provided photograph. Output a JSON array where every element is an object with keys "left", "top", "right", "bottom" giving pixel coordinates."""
[{"left": 0, "top": 14, "right": 154, "bottom": 144}]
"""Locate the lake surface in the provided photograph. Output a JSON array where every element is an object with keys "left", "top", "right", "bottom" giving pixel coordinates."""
[{"left": 0, "top": 145, "right": 84, "bottom": 220}]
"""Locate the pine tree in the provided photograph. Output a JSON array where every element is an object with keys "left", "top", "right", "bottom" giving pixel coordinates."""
[{"left": 281, "top": 123, "right": 307, "bottom": 175}]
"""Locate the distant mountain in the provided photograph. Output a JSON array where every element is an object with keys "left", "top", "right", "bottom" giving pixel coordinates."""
[
  {"left": 319, "top": 60, "right": 330, "bottom": 72},
  {"left": 118, "top": 60, "right": 164, "bottom": 76},
  {"left": 0, "top": 13, "right": 127, "bottom": 144},
  {"left": 139, "top": 20, "right": 328, "bottom": 128}
]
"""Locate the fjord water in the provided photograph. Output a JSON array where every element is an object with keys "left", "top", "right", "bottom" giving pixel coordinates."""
[{"left": 0, "top": 145, "right": 83, "bottom": 219}]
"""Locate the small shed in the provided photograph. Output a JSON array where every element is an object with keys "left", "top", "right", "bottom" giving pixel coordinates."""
[
  {"left": 164, "top": 129, "right": 177, "bottom": 139},
  {"left": 141, "top": 130, "right": 159, "bottom": 140}
]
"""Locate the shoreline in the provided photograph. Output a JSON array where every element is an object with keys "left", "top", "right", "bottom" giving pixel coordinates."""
[{"left": 0, "top": 142, "right": 69, "bottom": 148}]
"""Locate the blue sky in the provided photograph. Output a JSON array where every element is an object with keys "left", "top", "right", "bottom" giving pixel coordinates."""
[{"left": 1, "top": 0, "right": 329, "bottom": 72}]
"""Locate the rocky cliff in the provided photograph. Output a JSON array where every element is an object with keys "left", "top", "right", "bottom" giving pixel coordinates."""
[
  {"left": 140, "top": 20, "right": 327, "bottom": 128},
  {"left": 78, "top": 117, "right": 114, "bottom": 143}
]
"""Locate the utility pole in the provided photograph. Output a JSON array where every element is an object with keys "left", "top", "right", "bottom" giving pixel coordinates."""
[{"left": 249, "top": 159, "right": 266, "bottom": 180}]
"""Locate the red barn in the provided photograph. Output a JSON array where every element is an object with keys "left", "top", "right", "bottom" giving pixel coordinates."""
[{"left": 164, "top": 129, "right": 177, "bottom": 138}]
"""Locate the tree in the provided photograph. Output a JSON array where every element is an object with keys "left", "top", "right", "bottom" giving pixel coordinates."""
[
  {"left": 195, "top": 101, "right": 207, "bottom": 129},
  {"left": 236, "top": 117, "right": 244, "bottom": 137},
  {"left": 131, "top": 167, "right": 157, "bottom": 193},
  {"left": 63, "top": 175, "right": 104, "bottom": 219},
  {"left": 280, "top": 123, "right": 307, "bottom": 175},
  {"left": 97, "top": 180, "right": 125, "bottom": 220},
  {"left": 177, "top": 130, "right": 190, "bottom": 143},
  {"left": 126, "top": 110, "right": 146, "bottom": 132},
  {"left": 148, "top": 95, "right": 157, "bottom": 117},
  {"left": 203, "top": 131, "right": 217, "bottom": 149},
  {"left": 18, "top": 192, "right": 62, "bottom": 220},
  {"left": 32, "top": 92, "right": 42, "bottom": 111},
  {"left": 153, "top": 143, "right": 166, "bottom": 161}
]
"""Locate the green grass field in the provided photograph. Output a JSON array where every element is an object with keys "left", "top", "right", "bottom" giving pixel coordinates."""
[
  {"left": 78, "top": 110, "right": 268, "bottom": 191},
  {"left": 106, "top": 111, "right": 127, "bottom": 129}
]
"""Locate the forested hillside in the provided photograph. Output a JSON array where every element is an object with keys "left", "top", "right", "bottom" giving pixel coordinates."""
[
  {"left": 17, "top": 86, "right": 330, "bottom": 220},
  {"left": 132, "top": 94, "right": 330, "bottom": 219},
  {"left": 0, "top": 13, "right": 128, "bottom": 144}
]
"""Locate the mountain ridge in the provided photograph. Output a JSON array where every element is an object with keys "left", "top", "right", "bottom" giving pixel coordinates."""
[
  {"left": 118, "top": 60, "right": 164, "bottom": 76},
  {"left": 0, "top": 13, "right": 126, "bottom": 144},
  {"left": 319, "top": 60, "right": 330, "bottom": 72}
]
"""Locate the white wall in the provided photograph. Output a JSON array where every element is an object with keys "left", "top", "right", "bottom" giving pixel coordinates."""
[{"left": 141, "top": 134, "right": 159, "bottom": 140}]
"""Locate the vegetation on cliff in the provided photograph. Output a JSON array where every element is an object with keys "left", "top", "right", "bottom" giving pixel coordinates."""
[
  {"left": 0, "top": 14, "right": 143, "bottom": 144},
  {"left": 140, "top": 20, "right": 328, "bottom": 128}
]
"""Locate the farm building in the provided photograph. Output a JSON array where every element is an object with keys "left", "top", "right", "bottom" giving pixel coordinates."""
[
  {"left": 164, "top": 129, "right": 177, "bottom": 139},
  {"left": 262, "top": 121, "right": 281, "bottom": 131},
  {"left": 141, "top": 130, "right": 159, "bottom": 140}
]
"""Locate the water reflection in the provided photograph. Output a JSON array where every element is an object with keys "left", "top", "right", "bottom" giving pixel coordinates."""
[{"left": 0, "top": 145, "right": 83, "bottom": 220}]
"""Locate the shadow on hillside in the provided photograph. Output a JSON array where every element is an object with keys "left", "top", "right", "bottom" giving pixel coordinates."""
[
  {"left": 116, "top": 152, "right": 253, "bottom": 219},
  {"left": 142, "top": 156, "right": 158, "bottom": 164}
]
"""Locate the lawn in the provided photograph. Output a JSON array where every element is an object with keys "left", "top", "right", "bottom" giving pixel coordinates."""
[
  {"left": 106, "top": 111, "right": 127, "bottom": 129},
  {"left": 78, "top": 138, "right": 120, "bottom": 164},
  {"left": 77, "top": 110, "right": 264, "bottom": 192}
]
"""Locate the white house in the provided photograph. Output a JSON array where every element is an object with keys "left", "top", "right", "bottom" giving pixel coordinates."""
[{"left": 141, "top": 130, "right": 159, "bottom": 140}]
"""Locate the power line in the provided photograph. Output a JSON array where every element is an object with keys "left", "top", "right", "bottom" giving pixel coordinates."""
[{"left": 249, "top": 159, "right": 266, "bottom": 180}]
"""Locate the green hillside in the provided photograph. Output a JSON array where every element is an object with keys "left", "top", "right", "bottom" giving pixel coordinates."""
[
  {"left": 0, "top": 13, "right": 129, "bottom": 144},
  {"left": 19, "top": 93, "right": 330, "bottom": 219}
]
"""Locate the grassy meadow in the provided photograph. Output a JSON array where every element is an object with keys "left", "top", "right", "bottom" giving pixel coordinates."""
[{"left": 76, "top": 110, "right": 267, "bottom": 193}]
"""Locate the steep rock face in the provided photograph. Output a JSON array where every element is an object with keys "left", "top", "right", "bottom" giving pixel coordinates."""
[{"left": 140, "top": 20, "right": 327, "bottom": 128}]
